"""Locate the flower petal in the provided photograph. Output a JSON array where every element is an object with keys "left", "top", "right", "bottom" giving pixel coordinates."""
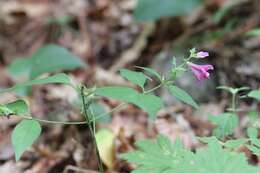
[
  {"left": 196, "top": 51, "right": 209, "bottom": 58},
  {"left": 188, "top": 62, "right": 214, "bottom": 81}
]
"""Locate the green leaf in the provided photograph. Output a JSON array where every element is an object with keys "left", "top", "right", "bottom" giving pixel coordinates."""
[
  {"left": 197, "top": 136, "right": 219, "bottom": 144},
  {"left": 12, "top": 120, "right": 41, "bottom": 161},
  {"left": 217, "top": 86, "right": 250, "bottom": 95},
  {"left": 246, "top": 28, "right": 260, "bottom": 37},
  {"left": 217, "top": 86, "right": 235, "bottom": 93},
  {"left": 167, "top": 85, "right": 198, "bottom": 109},
  {"left": 247, "top": 127, "right": 258, "bottom": 139},
  {"left": 248, "top": 90, "right": 260, "bottom": 101},
  {"left": 209, "top": 113, "right": 238, "bottom": 139},
  {"left": 135, "top": 93, "right": 164, "bottom": 119},
  {"left": 246, "top": 145, "right": 260, "bottom": 156},
  {"left": 195, "top": 141, "right": 257, "bottom": 173},
  {"left": 29, "top": 44, "right": 85, "bottom": 78},
  {"left": 248, "top": 110, "right": 258, "bottom": 121},
  {"left": 121, "top": 135, "right": 193, "bottom": 173},
  {"left": 119, "top": 69, "right": 147, "bottom": 89},
  {"left": 89, "top": 102, "right": 110, "bottom": 123},
  {"left": 0, "top": 100, "right": 29, "bottom": 117},
  {"left": 224, "top": 139, "right": 248, "bottom": 149},
  {"left": 95, "top": 129, "right": 115, "bottom": 169},
  {"left": 0, "top": 73, "right": 71, "bottom": 94},
  {"left": 250, "top": 138, "right": 260, "bottom": 148},
  {"left": 8, "top": 45, "right": 85, "bottom": 80},
  {"left": 6, "top": 100, "right": 29, "bottom": 115},
  {"left": 0, "top": 105, "right": 14, "bottom": 117},
  {"left": 95, "top": 86, "right": 139, "bottom": 103},
  {"left": 134, "top": 0, "right": 202, "bottom": 21},
  {"left": 95, "top": 87, "right": 163, "bottom": 118},
  {"left": 135, "top": 66, "right": 161, "bottom": 80},
  {"left": 8, "top": 57, "right": 32, "bottom": 79},
  {"left": 6, "top": 45, "right": 84, "bottom": 96},
  {"left": 122, "top": 135, "right": 257, "bottom": 173}
]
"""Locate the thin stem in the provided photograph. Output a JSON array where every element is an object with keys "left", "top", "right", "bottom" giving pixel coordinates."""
[
  {"left": 18, "top": 115, "right": 87, "bottom": 125},
  {"left": 231, "top": 93, "right": 236, "bottom": 113},
  {"left": 178, "top": 55, "right": 194, "bottom": 69},
  {"left": 144, "top": 83, "right": 163, "bottom": 94},
  {"left": 16, "top": 102, "right": 127, "bottom": 126},
  {"left": 92, "top": 103, "right": 126, "bottom": 122},
  {"left": 89, "top": 107, "right": 96, "bottom": 134},
  {"left": 80, "top": 86, "right": 104, "bottom": 173}
]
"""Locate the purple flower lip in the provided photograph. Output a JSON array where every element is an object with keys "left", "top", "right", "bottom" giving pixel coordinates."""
[
  {"left": 196, "top": 51, "right": 209, "bottom": 58},
  {"left": 188, "top": 62, "right": 214, "bottom": 81}
]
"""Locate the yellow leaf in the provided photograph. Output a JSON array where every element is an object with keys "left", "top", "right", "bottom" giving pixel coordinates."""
[{"left": 95, "top": 129, "right": 115, "bottom": 169}]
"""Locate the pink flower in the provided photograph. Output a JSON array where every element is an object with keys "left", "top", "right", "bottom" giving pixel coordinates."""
[
  {"left": 196, "top": 51, "right": 209, "bottom": 58},
  {"left": 188, "top": 62, "right": 214, "bottom": 81}
]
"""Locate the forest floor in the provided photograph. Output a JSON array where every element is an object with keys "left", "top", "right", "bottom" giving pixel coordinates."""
[{"left": 0, "top": 0, "right": 259, "bottom": 172}]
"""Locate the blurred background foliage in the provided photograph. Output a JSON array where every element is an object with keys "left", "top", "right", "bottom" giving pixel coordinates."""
[{"left": 0, "top": 0, "right": 259, "bottom": 172}]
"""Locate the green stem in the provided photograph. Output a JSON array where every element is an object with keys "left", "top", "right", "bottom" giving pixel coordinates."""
[
  {"left": 178, "top": 55, "right": 194, "bottom": 69},
  {"left": 144, "top": 83, "right": 163, "bottom": 94},
  {"left": 80, "top": 86, "right": 104, "bottom": 173},
  {"left": 17, "top": 102, "right": 126, "bottom": 126},
  {"left": 231, "top": 93, "right": 236, "bottom": 113},
  {"left": 18, "top": 115, "right": 87, "bottom": 125},
  {"left": 92, "top": 103, "right": 126, "bottom": 121}
]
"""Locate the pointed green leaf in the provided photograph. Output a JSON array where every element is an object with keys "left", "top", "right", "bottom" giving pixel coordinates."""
[
  {"left": 122, "top": 135, "right": 192, "bottom": 173},
  {"left": 95, "top": 87, "right": 163, "bottom": 118},
  {"left": 250, "top": 138, "right": 260, "bottom": 148},
  {"left": 0, "top": 73, "right": 71, "bottom": 93},
  {"left": 224, "top": 139, "right": 248, "bottom": 149},
  {"left": 168, "top": 85, "right": 198, "bottom": 109},
  {"left": 8, "top": 57, "right": 32, "bottom": 79},
  {"left": 217, "top": 86, "right": 235, "bottom": 94},
  {"left": 195, "top": 141, "right": 257, "bottom": 173},
  {"left": 135, "top": 66, "right": 162, "bottom": 80},
  {"left": 122, "top": 135, "right": 257, "bottom": 173},
  {"left": 119, "top": 69, "right": 147, "bottom": 89},
  {"left": 29, "top": 44, "right": 85, "bottom": 78},
  {"left": 95, "top": 86, "right": 139, "bottom": 103},
  {"left": 89, "top": 102, "right": 110, "bottom": 123},
  {"left": 217, "top": 86, "right": 250, "bottom": 95},
  {"left": 197, "top": 136, "right": 219, "bottom": 144},
  {"left": 248, "top": 90, "right": 260, "bottom": 101},
  {"left": 134, "top": 0, "right": 202, "bottom": 21},
  {"left": 247, "top": 127, "right": 258, "bottom": 139},
  {"left": 246, "top": 28, "right": 260, "bottom": 37},
  {"left": 12, "top": 120, "right": 41, "bottom": 161},
  {"left": 6, "top": 100, "right": 29, "bottom": 115},
  {"left": 0, "top": 105, "right": 14, "bottom": 117},
  {"left": 246, "top": 145, "right": 260, "bottom": 156},
  {"left": 8, "top": 45, "right": 85, "bottom": 80},
  {"left": 0, "top": 100, "right": 29, "bottom": 117},
  {"left": 209, "top": 113, "right": 238, "bottom": 139},
  {"left": 135, "top": 93, "right": 163, "bottom": 119}
]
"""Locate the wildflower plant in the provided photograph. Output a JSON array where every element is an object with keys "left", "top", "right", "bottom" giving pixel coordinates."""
[{"left": 0, "top": 45, "right": 259, "bottom": 173}]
